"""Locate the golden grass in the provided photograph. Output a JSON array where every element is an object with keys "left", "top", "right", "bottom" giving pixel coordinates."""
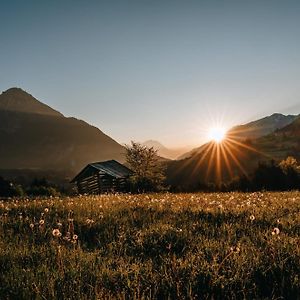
[{"left": 0, "top": 192, "right": 299, "bottom": 299}]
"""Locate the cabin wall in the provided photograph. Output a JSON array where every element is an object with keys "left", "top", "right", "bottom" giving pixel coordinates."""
[
  {"left": 77, "top": 173, "right": 100, "bottom": 194},
  {"left": 76, "top": 173, "right": 130, "bottom": 194}
]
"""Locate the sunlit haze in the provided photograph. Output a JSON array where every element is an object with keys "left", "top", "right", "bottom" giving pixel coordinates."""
[
  {"left": 208, "top": 127, "right": 227, "bottom": 143},
  {"left": 1, "top": 0, "right": 300, "bottom": 148}
]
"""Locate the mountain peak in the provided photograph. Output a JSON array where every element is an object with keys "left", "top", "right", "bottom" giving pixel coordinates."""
[
  {"left": 143, "top": 140, "right": 166, "bottom": 150},
  {"left": 0, "top": 87, "right": 63, "bottom": 117}
]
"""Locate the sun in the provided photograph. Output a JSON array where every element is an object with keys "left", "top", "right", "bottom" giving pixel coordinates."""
[{"left": 208, "top": 127, "right": 227, "bottom": 143}]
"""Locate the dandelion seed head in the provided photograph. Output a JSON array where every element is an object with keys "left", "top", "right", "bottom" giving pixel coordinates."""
[
  {"left": 52, "top": 228, "right": 61, "bottom": 237},
  {"left": 272, "top": 227, "right": 280, "bottom": 235},
  {"left": 230, "top": 246, "right": 241, "bottom": 253},
  {"left": 86, "top": 218, "right": 94, "bottom": 225}
]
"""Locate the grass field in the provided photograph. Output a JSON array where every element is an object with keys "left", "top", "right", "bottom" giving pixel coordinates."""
[{"left": 0, "top": 192, "right": 300, "bottom": 299}]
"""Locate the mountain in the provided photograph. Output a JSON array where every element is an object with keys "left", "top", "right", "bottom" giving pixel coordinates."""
[
  {"left": 0, "top": 88, "right": 125, "bottom": 178},
  {"left": 142, "top": 140, "right": 191, "bottom": 160},
  {"left": 178, "top": 113, "right": 299, "bottom": 159},
  {"left": 253, "top": 116, "right": 300, "bottom": 161},
  {"left": 0, "top": 88, "right": 63, "bottom": 117},
  {"left": 166, "top": 140, "right": 264, "bottom": 190},
  {"left": 228, "top": 113, "right": 299, "bottom": 140},
  {"left": 167, "top": 115, "right": 300, "bottom": 190}
]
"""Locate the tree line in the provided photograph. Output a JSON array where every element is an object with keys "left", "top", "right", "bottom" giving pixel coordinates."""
[
  {"left": 125, "top": 143, "right": 300, "bottom": 192},
  {"left": 0, "top": 142, "right": 299, "bottom": 196}
]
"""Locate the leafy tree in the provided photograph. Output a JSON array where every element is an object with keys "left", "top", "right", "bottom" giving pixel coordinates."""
[
  {"left": 26, "top": 178, "right": 61, "bottom": 196},
  {"left": 0, "top": 176, "right": 24, "bottom": 197},
  {"left": 279, "top": 156, "right": 300, "bottom": 190},
  {"left": 252, "top": 160, "right": 286, "bottom": 191},
  {"left": 279, "top": 156, "right": 299, "bottom": 173},
  {"left": 0, "top": 176, "right": 14, "bottom": 197},
  {"left": 125, "top": 141, "right": 166, "bottom": 192}
]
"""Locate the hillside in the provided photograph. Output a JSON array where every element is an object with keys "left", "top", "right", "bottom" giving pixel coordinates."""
[
  {"left": 253, "top": 116, "right": 300, "bottom": 161},
  {"left": 143, "top": 140, "right": 191, "bottom": 160},
  {"left": 167, "top": 116, "right": 300, "bottom": 190},
  {"left": 0, "top": 88, "right": 63, "bottom": 117},
  {"left": 228, "top": 113, "right": 299, "bottom": 140},
  {"left": 0, "top": 88, "right": 125, "bottom": 178},
  {"left": 179, "top": 113, "right": 299, "bottom": 159}
]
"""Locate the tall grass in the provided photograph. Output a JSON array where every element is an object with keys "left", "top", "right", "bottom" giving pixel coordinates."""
[{"left": 0, "top": 192, "right": 299, "bottom": 299}]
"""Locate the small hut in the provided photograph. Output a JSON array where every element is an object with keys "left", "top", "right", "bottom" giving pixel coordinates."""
[{"left": 71, "top": 160, "right": 133, "bottom": 194}]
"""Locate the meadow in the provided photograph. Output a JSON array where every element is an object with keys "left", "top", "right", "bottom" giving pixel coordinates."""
[{"left": 0, "top": 192, "right": 299, "bottom": 299}]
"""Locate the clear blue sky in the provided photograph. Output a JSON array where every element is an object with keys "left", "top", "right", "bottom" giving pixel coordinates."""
[{"left": 1, "top": 0, "right": 300, "bottom": 147}]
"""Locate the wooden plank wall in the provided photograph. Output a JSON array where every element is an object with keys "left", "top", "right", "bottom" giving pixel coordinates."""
[{"left": 76, "top": 172, "right": 130, "bottom": 194}]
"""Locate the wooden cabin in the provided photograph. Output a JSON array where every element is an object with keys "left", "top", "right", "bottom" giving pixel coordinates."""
[{"left": 71, "top": 160, "right": 133, "bottom": 194}]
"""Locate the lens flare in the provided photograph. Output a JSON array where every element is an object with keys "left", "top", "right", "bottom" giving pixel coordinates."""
[{"left": 208, "top": 127, "right": 227, "bottom": 143}]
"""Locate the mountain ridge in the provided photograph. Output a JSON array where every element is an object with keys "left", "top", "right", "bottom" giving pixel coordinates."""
[
  {"left": 167, "top": 115, "right": 300, "bottom": 190},
  {"left": 178, "top": 113, "right": 299, "bottom": 160},
  {"left": 142, "top": 140, "right": 191, "bottom": 160},
  {"left": 0, "top": 88, "right": 125, "bottom": 177},
  {"left": 0, "top": 88, "right": 64, "bottom": 117}
]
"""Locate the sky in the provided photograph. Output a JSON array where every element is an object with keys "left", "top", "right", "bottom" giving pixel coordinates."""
[{"left": 1, "top": 0, "right": 300, "bottom": 148}]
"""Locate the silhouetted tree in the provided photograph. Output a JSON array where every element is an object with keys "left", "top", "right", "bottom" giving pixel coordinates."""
[
  {"left": 125, "top": 141, "right": 166, "bottom": 192},
  {"left": 0, "top": 176, "right": 24, "bottom": 197},
  {"left": 279, "top": 156, "right": 300, "bottom": 190},
  {"left": 252, "top": 160, "right": 288, "bottom": 191},
  {"left": 27, "top": 178, "right": 60, "bottom": 196}
]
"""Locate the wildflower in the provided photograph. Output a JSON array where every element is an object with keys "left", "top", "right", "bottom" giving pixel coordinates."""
[
  {"left": 86, "top": 218, "right": 94, "bottom": 225},
  {"left": 250, "top": 215, "right": 255, "bottom": 221},
  {"left": 272, "top": 227, "right": 280, "bottom": 235},
  {"left": 52, "top": 229, "right": 62, "bottom": 237},
  {"left": 230, "top": 246, "right": 241, "bottom": 253},
  {"left": 166, "top": 243, "right": 172, "bottom": 250},
  {"left": 63, "top": 231, "right": 71, "bottom": 242},
  {"left": 39, "top": 219, "right": 45, "bottom": 225}
]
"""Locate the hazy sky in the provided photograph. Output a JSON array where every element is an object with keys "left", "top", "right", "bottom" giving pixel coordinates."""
[{"left": 1, "top": 0, "right": 300, "bottom": 147}]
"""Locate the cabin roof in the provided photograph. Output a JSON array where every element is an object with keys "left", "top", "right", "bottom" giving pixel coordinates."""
[{"left": 71, "top": 160, "right": 133, "bottom": 183}]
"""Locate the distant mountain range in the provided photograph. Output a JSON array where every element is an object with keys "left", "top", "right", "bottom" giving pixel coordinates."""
[
  {"left": 228, "top": 113, "right": 299, "bottom": 140},
  {"left": 167, "top": 113, "right": 300, "bottom": 190},
  {"left": 1, "top": 87, "right": 299, "bottom": 188},
  {"left": 0, "top": 88, "right": 125, "bottom": 179},
  {"left": 142, "top": 140, "right": 191, "bottom": 160}
]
